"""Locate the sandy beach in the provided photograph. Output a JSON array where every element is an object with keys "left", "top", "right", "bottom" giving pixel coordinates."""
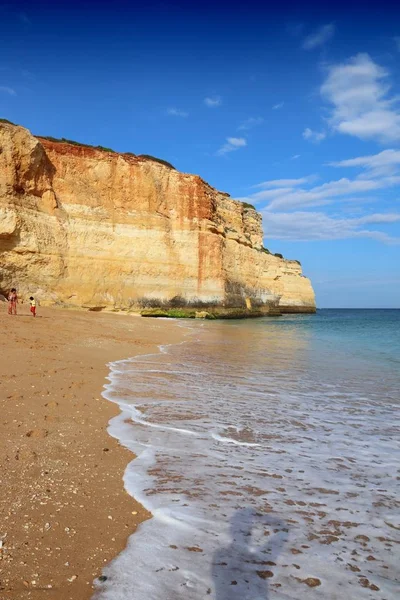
[{"left": 0, "top": 302, "right": 182, "bottom": 599}]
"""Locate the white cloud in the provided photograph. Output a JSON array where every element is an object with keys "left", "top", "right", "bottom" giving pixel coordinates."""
[
  {"left": 238, "top": 117, "right": 264, "bottom": 131},
  {"left": 252, "top": 176, "right": 316, "bottom": 189},
  {"left": 204, "top": 96, "right": 222, "bottom": 107},
  {"left": 239, "top": 166, "right": 400, "bottom": 210},
  {"left": 357, "top": 213, "right": 400, "bottom": 225},
  {"left": 330, "top": 149, "right": 400, "bottom": 169},
  {"left": 321, "top": 53, "right": 400, "bottom": 143},
  {"left": 265, "top": 177, "right": 397, "bottom": 211},
  {"left": 166, "top": 107, "right": 188, "bottom": 117},
  {"left": 238, "top": 144, "right": 400, "bottom": 245},
  {"left": 272, "top": 102, "right": 284, "bottom": 110},
  {"left": 291, "top": 154, "right": 301, "bottom": 160},
  {"left": 244, "top": 187, "right": 296, "bottom": 203},
  {"left": 303, "top": 23, "right": 335, "bottom": 50},
  {"left": 262, "top": 210, "right": 400, "bottom": 243},
  {"left": 217, "top": 137, "right": 247, "bottom": 156},
  {"left": 329, "top": 149, "right": 400, "bottom": 177},
  {"left": 303, "top": 127, "right": 326, "bottom": 143},
  {"left": 0, "top": 86, "right": 16, "bottom": 96}
]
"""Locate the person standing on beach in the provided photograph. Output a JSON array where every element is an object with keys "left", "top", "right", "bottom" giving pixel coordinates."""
[
  {"left": 8, "top": 288, "right": 18, "bottom": 315},
  {"left": 29, "top": 296, "right": 36, "bottom": 317}
]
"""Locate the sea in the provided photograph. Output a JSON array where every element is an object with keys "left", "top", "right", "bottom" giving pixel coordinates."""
[{"left": 94, "top": 309, "right": 400, "bottom": 600}]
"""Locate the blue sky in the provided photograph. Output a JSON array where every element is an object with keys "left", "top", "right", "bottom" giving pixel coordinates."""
[{"left": 1, "top": 0, "right": 399, "bottom": 307}]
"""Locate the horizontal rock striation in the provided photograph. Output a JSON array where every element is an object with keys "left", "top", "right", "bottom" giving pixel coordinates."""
[{"left": 0, "top": 122, "right": 316, "bottom": 313}]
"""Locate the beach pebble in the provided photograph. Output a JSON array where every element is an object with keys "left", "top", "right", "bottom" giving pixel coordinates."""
[
  {"left": 302, "top": 578, "right": 321, "bottom": 587},
  {"left": 256, "top": 570, "right": 274, "bottom": 579},
  {"left": 67, "top": 575, "right": 77, "bottom": 582}
]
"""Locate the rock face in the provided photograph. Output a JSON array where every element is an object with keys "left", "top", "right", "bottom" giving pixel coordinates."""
[{"left": 0, "top": 122, "right": 316, "bottom": 312}]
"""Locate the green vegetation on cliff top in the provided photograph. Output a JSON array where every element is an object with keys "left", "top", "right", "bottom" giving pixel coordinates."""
[
  {"left": 242, "top": 202, "right": 256, "bottom": 210},
  {"left": 1, "top": 118, "right": 176, "bottom": 168}
]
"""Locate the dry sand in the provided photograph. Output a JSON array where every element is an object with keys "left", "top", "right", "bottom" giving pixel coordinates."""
[{"left": 0, "top": 302, "right": 183, "bottom": 599}]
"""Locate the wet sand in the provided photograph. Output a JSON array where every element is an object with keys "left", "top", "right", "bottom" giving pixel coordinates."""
[{"left": 0, "top": 302, "right": 183, "bottom": 599}]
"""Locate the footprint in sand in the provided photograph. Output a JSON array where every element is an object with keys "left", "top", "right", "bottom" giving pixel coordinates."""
[{"left": 26, "top": 429, "right": 48, "bottom": 438}]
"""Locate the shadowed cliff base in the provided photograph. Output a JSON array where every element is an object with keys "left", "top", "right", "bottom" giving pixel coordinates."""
[{"left": 279, "top": 305, "right": 317, "bottom": 314}]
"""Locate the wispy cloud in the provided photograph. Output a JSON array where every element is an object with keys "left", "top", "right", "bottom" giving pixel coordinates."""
[
  {"left": 237, "top": 134, "right": 400, "bottom": 245},
  {"left": 204, "top": 96, "right": 222, "bottom": 107},
  {"left": 237, "top": 141, "right": 400, "bottom": 244},
  {"left": 272, "top": 102, "right": 284, "bottom": 110},
  {"left": 291, "top": 154, "right": 301, "bottom": 160},
  {"left": 237, "top": 117, "right": 264, "bottom": 131},
  {"left": 237, "top": 146, "right": 400, "bottom": 211},
  {"left": 329, "top": 149, "right": 400, "bottom": 178},
  {"left": 0, "top": 85, "right": 16, "bottom": 96},
  {"left": 261, "top": 178, "right": 390, "bottom": 211},
  {"left": 252, "top": 176, "right": 316, "bottom": 189},
  {"left": 303, "top": 127, "right": 326, "bottom": 143},
  {"left": 303, "top": 23, "right": 335, "bottom": 50},
  {"left": 166, "top": 107, "right": 188, "bottom": 118},
  {"left": 262, "top": 210, "right": 400, "bottom": 243},
  {"left": 217, "top": 137, "right": 247, "bottom": 156},
  {"left": 321, "top": 53, "right": 400, "bottom": 143}
]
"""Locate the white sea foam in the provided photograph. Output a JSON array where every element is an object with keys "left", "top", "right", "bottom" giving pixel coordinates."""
[
  {"left": 211, "top": 432, "right": 261, "bottom": 447},
  {"left": 93, "top": 319, "right": 400, "bottom": 600}
]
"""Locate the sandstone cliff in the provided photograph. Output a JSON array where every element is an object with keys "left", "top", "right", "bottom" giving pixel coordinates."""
[{"left": 0, "top": 122, "right": 316, "bottom": 313}]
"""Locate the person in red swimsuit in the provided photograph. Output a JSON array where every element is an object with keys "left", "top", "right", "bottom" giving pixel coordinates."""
[
  {"left": 29, "top": 296, "right": 36, "bottom": 317},
  {"left": 8, "top": 288, "right": 18, "bottom": 315}
]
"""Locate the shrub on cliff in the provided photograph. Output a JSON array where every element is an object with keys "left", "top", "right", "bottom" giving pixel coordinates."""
[
  {"left": 95, "top": 145, "right": 115, "bottom": 153},
  {"left": 0, "top": 117, "right": 15, "bottom": 125},
  {"left": 242, "top": 202, "right": 256, "bottom": 210},
  {"left": 40, "top": 136, "right": 87, "bottom": 146},
  {"left": 274, "top": 252, "right": 283, "bottom": 259},
  {"left": 40, "top": 136, "right": 61, "bottom": 142},
  {"left": 138, "top": 154, "right": 176, "bottom": 170},
  {"left": 39, "top": 136, "right": 116, "bottom": 153}
]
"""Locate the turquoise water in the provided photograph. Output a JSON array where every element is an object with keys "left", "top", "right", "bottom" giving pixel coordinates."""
[
  {"left": 232, "top": 308, "right": 400, "bottom": 390},
  {"left": 272, "top": 309, "right": 400, "bottom": 369},
  {"left": 95, "top": 309, "right": 400, "bottom": 600}
]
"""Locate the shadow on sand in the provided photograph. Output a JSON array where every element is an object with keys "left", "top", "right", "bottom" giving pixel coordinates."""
[{"left": 212, "top": 509, "right": 289, "bottom": 599}]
